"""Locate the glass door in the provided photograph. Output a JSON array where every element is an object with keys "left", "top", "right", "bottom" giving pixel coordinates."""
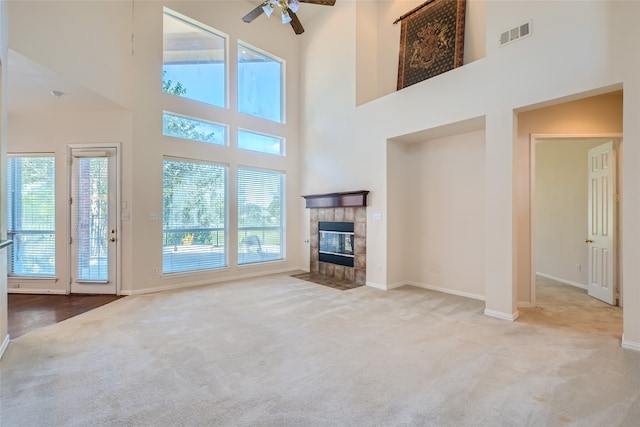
[{"left": 69, "top": 146, "right": 118, "bottom": 294}]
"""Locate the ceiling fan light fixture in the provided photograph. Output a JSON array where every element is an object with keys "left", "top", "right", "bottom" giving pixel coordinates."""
[
  {"left": 288, "top": 0, "right": 300, "bottom": 13},
  {"left": 281, "top": 9, "right": 292, "bottom": 24},
  {"left": 262, "top": 2, "right": 274, "bottom": 17}
]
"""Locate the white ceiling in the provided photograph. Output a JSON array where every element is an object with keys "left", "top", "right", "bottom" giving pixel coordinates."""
[{"left": 6, "top": 49, "right": 125, "bottom": 115}]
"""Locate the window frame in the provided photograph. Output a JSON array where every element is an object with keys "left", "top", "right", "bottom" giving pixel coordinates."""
[
  {"left": 237, "top": 128, "right": 285, "bottom": 156},
  {"left": 237, "top": 40, "right": 286, "bottom": 124},
  {"left": 162, "top": 156, "right": 229, "bottom": 275},
  {"left": 237, "top": 166, "right": 286, "bottom": 265},
  {"left": 6, "top": 153, "right": 57, "bottom": 278},
  {"left": 163, "top": 111, "right": 229, "bottom": 146},
  {"left": 162, "top": 7, "right": 230, "bottom": 109}
]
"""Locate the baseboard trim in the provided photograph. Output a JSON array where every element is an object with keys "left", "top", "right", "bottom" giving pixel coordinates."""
[
  {"left": 621, "top": 335, "right": 640, "bottom": 352},
  {"left": 484, "top": 308, "right": 520, "bottom": 322},
  {"left": 406, "top": 281, "right": 485, "bottom": 301},
  {"left": 121, "top": 267, "right": 301, "bottom": 295},
  {"left": 381, "top": 280, "right": 485, "bottom": 301},
  {"left": 365, "top": 281, "right": 387, "bottom": 290},
  {"left": 0, "top": 334, "right": 10, "bottom": 360},
  {"left": 517, "top": 301, "right": 535, "bottom": 308},
  {"left": 536, "top": 272, "right": 587, "bottom": 290},
  {"left": 8, "top": 288, "right": 66, "bottom": 295}
]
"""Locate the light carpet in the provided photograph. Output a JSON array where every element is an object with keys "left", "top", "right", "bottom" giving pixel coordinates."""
[{"left": 1, "top": 273, "right": 639, "bottom": 426}]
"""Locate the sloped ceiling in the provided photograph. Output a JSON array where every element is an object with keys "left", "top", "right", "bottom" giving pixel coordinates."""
[{"left": 7, "top": 49, "right": 126, "bottom": 115}]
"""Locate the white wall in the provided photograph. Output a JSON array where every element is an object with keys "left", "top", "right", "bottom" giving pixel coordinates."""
[
  {"left": 301, "top": 0, "right": 640, "bottom": 344},
  {"left": 7, "top": 1, "right": 304, "bottom": 295},
  {"left": 388, "top": 130, "right": 485, "bottom": 299},
  {"left": 6, "top": 111, "right": 133, "bottom": 293},
  {"left": 5, "top": 0, "right": 640, "bottom": 348},
  {"left": 535, "top": 138, "right": 610, "bottom": 287}
]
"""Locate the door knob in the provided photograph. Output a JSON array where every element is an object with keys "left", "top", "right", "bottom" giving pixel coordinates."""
[{"left": 585, "top": 239, "right": 594, "bottom": 243}]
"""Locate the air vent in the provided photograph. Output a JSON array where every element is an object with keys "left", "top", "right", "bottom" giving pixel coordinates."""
[{"left": 499, "top": 20, "right": 532, "bottom": 47}]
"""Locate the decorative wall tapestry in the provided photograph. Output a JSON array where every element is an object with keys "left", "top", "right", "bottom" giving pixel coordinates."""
[{"left": 396, "top": 0, "right": 466, "bottom": 90}]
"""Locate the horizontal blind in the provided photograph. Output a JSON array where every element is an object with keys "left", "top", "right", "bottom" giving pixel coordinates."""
[
  {"left": 162, "top": 158, "right": 227, "bottom": 274},
  {"left": 6, "top": 156, "right": 56, "bottom": 276},
  {"left": 237, "top": 168, "right": 284, "bottom": 265}
]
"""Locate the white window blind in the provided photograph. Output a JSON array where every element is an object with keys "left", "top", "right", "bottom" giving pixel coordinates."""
[
  {"left": 6, "top": 156, "right": 56, "bottom": 277},
  {"left": 163, "top": 158, "right": 227, "bottom": 274},
  {"left": 238, "top": 168, "right": 284, "bottom": 264}
]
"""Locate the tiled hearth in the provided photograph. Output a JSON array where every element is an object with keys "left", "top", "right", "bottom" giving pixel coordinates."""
[{"left": 310, "top": 207, "right": 366, "bottom": 286}]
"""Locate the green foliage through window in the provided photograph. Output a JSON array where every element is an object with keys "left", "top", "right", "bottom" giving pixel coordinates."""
[
  {"left": 163, "top": 158, "right": 227, "bottom": 273},
  {"left": 6, "top": 156, "right": 56, "bottom": 276}
]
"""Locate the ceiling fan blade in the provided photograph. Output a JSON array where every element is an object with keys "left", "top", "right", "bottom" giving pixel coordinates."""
[
  {"left": 242, "top": 4, "right": 265, "bottom": 23},
  {"left": 299, "top": 0, "right": 336, "bottom": 6},
  {"left": 289, "top": 11, "right": 305, "bottom": 35}
]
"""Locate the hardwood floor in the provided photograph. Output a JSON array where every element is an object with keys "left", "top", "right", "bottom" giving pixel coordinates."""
[{"left": 8, "top": 294, "right": 124, "bottom": 339}]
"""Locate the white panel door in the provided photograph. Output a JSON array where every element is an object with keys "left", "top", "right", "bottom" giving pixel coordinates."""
[
  {"left": 69, "top": 147, "right": 118, "bottom": 294},
  {"left": 586, "top": 141, "right": 617, "bottom": 305}
]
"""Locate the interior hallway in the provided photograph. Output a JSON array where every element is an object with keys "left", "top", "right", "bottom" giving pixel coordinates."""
[{"left": 518, "top": 275, "right": 623, "bottom": 336}]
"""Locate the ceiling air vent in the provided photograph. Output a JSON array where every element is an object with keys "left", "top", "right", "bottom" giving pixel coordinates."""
[{"left": 499, "top": 20, "right": 532, "bottom": 47}]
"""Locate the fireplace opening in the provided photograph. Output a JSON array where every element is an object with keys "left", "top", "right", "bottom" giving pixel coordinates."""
[{"left": 319, "top": 221, "right": 354, "bottom": 267}]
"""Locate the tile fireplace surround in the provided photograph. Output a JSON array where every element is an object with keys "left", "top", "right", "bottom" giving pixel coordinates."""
[{"left": 304, "top": 191, "right": 368, "bottom": 286}]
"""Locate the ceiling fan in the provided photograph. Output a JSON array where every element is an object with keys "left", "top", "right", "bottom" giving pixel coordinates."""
[{"left": 242, "top": 0, "right": 336, "bottom": 35}]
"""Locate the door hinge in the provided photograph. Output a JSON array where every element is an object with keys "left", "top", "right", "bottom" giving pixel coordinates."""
[
  {"left": 69, "top": 197, "right": 73, "bottom": 205},
  {"left": 615, "top": 194, "right": 621, "bottom": 202},
  {"left": 69, "top": 236, "right": 73, "bottom": 244}
]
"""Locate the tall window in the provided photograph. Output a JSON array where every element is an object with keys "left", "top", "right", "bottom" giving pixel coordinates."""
[
  {"left": 6, "top": 156, "right": 56, "bottom": 277},
  {"left": 163, "top": 8, "right": 226, "bottom": 107},
  {"left": 163, "top": 158, "right": 227, "bottom": 274},
  {"left": 238, "top": 43, "right": 283, "bottom": 123},
  {"left": 238, "top": 168, "right": 284, "bottom": 264}
]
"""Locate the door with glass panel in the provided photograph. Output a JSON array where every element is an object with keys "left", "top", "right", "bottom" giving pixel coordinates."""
[{"left": 69, "top": 146, "right": 118, "bottom": 294}]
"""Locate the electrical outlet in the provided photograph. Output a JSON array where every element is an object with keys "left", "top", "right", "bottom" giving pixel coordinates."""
[
  {"left": 576, "top": 264, "right": 582, "bottom": 272},
  {"left": 152, "top": 267, "right": 158, "bottom": 276},
  {"left": 443, "top": 267, "right": 452, "bottom": 276}
]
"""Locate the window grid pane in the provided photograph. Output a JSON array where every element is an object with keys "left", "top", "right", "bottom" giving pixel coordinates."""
[
  {"left": 238, "top": 168, "right": 284, "bottom": 264},
  {"left": 7, "top": 157, "right": 56, "bottom": 277},
  {"left": 163, "top": 112, "right": 227, "bottom": 145},
  {"left": 163, "top": 159, "right": 227, "bottom": 274},
  {"left": 238, "top": 44, "right": 283, "bottom": 123},
  {"left": 163, "top": 9, "right": 226, "bottom": 107},
  {"left": 238, "top": 129, "right": 283, "bottom": 156}
]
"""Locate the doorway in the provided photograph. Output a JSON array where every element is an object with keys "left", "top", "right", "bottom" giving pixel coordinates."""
[
  {"left": 530, "top": 135, "right": 622, "bottom": 308},
  {"left": 68, "top": 144, "right": 120, "bottom": 295}
]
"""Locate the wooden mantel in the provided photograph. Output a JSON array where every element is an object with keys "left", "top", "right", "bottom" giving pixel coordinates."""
[{"left": 302, "top": 190, "right": 369, "bottom": 209}]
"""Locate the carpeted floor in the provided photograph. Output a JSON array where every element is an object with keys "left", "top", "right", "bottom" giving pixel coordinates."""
[{"left": 1, "top": 274, "right": 638, "bottom": 426}]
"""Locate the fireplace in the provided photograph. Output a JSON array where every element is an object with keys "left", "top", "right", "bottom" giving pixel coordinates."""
[
  {"left": 302, "top": 191, "right": 369, "bottom": 286},
  {"left": 319, "top": 222, "right": 355, "bottom": 267}
]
